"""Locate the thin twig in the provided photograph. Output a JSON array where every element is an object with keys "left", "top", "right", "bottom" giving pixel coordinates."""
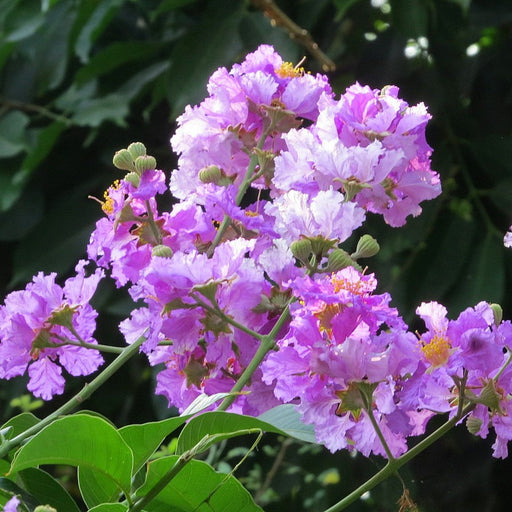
[
  {"left": 250, "top": 0, "right": 336, "bottom": 72},
  {"left": 0, "top": 96, "right": 72, "bottom": 125}
]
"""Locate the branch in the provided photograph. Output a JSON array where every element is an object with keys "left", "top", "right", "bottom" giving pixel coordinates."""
[{"left": 250, "top": 0, "right": 336, "bottom": 72}]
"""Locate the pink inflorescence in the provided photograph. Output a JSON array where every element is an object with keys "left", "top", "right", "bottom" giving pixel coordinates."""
[{"left": 4, "top": 45, "right": 511, "bottom": 459}]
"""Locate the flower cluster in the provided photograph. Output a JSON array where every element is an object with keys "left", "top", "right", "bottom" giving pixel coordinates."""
[
  {"left": 0, "top": 261, "right": 104, "bottom": 399},
  {"left": 2, "top": 45, "right": 511, "bottom": 460}
]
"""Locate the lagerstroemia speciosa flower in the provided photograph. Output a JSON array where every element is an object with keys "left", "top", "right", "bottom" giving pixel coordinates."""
[
  {"left": 3, "top": 44, "right": 512, "bottom": 461},
  {"left": 0, "top": 261, "right": 104, "bottom": 399}
]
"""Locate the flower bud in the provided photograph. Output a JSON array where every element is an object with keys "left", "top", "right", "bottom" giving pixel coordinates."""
[
  {"left": 351, "top": 234, "right": 380, "bottom": 260},
  {"left": 490, "top": 303, "right": 503, "bottom": 326},
  {"left": 134, "top": 155, "right": 157, "bottom": 175},
  {"left": 310, "top": 236, "right": 337, "bottom": 259},
  {"left": 113, "top": 149, "right": 135, "bottom": 172},
  {"left": 475, "top": 379, "right": 503, "bottom": 413},
  {"left": 326, "top": 249, "right": 360, "bottom": 273},
  {"left": 466, "top": 415, "right": 483, "bottom": 435},
  {"left": 127, "top": 142, "right": 147, "bottom": 159},
  {"left": 124, "top": 171, "right": 140, "bottom": 188},
  {"left": 290, "top": 238, "right": 313, "bottom": 263},
  {"left": 340, "top": 178, "right": 371, "bottom": 201},
  {"left": 34, "top": 506, "right": 58, "bottom": 512},
  {"left": 152, "top": 244, "right": 173, "bottom": 258},
  {"left": 199, "top": 165, "right": 223, "bottom": 184}
]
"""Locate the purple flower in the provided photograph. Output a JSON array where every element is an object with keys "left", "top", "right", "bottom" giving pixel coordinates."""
[
  {"left": 265, "top": 189, "right": 365, "bottom": 244},
  {"left": 272, "top": 84, "right": 441, "bottom": 226},
  {"left": 170, "top": 45, "right": 332, "bottom": 202},
  {"left": 504, "top": 226, "right": 512, "bottom": 248},
  {"left": 4, "top": 496, "right": 21, "bottom": 512},
  {"left": 0, "top": 260, "right": 104, "bottom": 400},
  {"left": 261, "top": 269, "right": 418, "bottom": 457}
]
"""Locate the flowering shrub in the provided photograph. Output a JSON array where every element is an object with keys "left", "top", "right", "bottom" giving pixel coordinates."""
[{"left": 0, "top": 45, "right": 511, "bottom": 512}]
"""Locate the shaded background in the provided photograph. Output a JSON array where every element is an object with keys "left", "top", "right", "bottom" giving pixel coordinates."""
[{"left": 0, "top": 0, "right": 511, "bottom": 510}]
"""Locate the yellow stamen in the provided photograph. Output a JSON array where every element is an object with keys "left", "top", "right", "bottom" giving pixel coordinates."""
[
  {"left": 275, "top": 61, "right": 305, "bottom": 78},
  {"left": 101, "top": 180, "right": 121, "bottom": 215},
  {"left": 421, "top": 334, "right": 451, "bottom": 368},
  {"left": 331, "top": 275, "right": 365, "bottom": 295}
]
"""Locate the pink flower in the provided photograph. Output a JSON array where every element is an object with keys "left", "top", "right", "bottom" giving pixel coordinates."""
[{"left": 0, "top": 261, "right": 104, "bottom": 400}]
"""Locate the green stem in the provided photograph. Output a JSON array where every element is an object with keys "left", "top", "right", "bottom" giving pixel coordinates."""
[
  {"left": 217, "top": 303, "right": 291, "bottom": 412},
  {"left": 207, "top": 129, "right": 271, "bottom": 257},
  {"left": 0, "top": 335, "right": 146, "bottom": 458},
  {"left": 53, "top": 334, "right": 124, "bottom": 354},
  {"left": 129, "top": 452, "right": 193, "bottom": 512},
  {"left": 323, "top": 403, "right": 475, "bottom": 512},
  {"left": 145, "top": 200, "right": 163, "bottom": 245},
  {"left": 217, "top": 335, "right": 276, "bottom": 412},
  {"left": 365, "top": 407, "right": 395, "bottom": 462},
  {"left": 130, "top": 434, "right": 217, "bottom": 512},
  {"left": 190, "top": 293, "right": 265, "bottom": 341}
]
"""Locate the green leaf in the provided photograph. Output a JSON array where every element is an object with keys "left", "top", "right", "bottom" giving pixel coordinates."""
[
  {"left": 258, "top": 404, "right": 317, "bottom": 443},
  {"left": 134, "top": 456, "right": 263, "bottom": 512},
  {"left": 17, "top": 467, "right": 82, "bottom": 512},
  {"left": 3, "top": 0, "right": 45, "bottom": 42},
  {"left": 1, "top": 412, "right": 40, "bottom": 441},
  {"left": 176, "top": 408, "right": 315, "bottom": 455},
  {"left": 9, "top": 415, "right": 134, "bottom": 498},
  {"left": 75, "top": 41, "right": 162, "bottom": 85},
  {"left": 78, "top": 466, "right": 120, "bottom": 509},
  {"left": 88, "top": 504, "right": 129, "bottom": 512},
  {"left": 31, "top": 1, "right": 77, "bottom": 94},
  {"left": 166, "top": 0, "right": 245, "bottom": 118},
  {"left": 70, "top": 93, "right": 130, "bottom": 127},
  {"left": 74, "top": 0, "right": 125, "bottom": 63},
  {"left": 0, "top": 111, "right": 29, "bottom": 157},
  {"left": 181, "top": 393, "right": 231, "bottom": 416},
  {"left": 119, "top": 416, "right": 190, "bottom": 475}
]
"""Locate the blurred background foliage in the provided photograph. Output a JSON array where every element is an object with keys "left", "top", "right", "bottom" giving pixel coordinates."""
[{"left": 0, "top": 0, "right": 511, "bottom": 510}]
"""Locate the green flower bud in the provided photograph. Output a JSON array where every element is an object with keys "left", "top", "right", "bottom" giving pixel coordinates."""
[
  {"left": 199, "top": 165, "right": 223, "bottom": 184},
  {"left": 466, "top": 415, "right": 483, "bottom": 435},
  {"left": 127, "top": 142, "right": 147, "bottom": 159},
  {"left": 338, "top": 178, "right": 371, "bottom": 201},
  {"left": 326, "top": 248, "right": 357, "bottom": 272},
  {"left": 135, "top": 155, "right": 157, "bottom": 175},
  {"left": 490, "top": 303, "right": 503, "bottom": 326},
  {"left": 351, "top": 234, "right": 380, "bottom": 260},
  {"left": 113, "top": 149, "right": 135, "bottom": 172},
  {"left": 309, "top": 236, "right": 337, "bottom": 259},
  {"left": 290, "top": 238, "right": 313, "bottom": 263},
  {"left": 475, "top": 379, "right": 503, "bottom": 413},
  {"left": 124, "top": 171, "right": 140, "bottom": 188},
  {"left": 34, "top": 506, "right": 57, "bottom": 512},
  {"left": 152, "top": 244, "right": 173, "bottom": 258}
]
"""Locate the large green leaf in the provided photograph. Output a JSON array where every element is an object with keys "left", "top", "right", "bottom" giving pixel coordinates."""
[
  {"left": 176, "top": 407, "right": 315, "bottom": 455},
  {"left": 9, "top": 415, "right": 134, "bottom": 499},
  {"left": 78, "top": 465, "right": 120, "bottom": 509},
  {"left": 134, "top": 455, "right": 262, "bottom": 512},
  {"left": 17, "top": 467, "right": 82, "bottom": 512},
  {"left": 88, "top": 504, "right": 129, "bottom": 512},
  {"left": 1, "top": 412, "right": 40, "bottom": 440},
  {"left": 119, "top": 416, "right": 190, "bottom": 475}
]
